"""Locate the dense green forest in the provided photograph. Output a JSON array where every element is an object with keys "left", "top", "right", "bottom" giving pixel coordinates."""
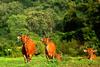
[{"left": 0, "top": 0, "right": 100, "bottom": 57}]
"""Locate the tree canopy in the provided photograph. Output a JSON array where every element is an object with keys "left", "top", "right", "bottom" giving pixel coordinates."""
[{"left": 0, "top": 0, "right": 100, "bottom": 57}]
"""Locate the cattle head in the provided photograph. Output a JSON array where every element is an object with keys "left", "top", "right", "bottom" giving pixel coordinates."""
[
  {"left": 84, "top": 48, "right": 97, "bottom": 55},
  {"left": 84, "top": 48, "right": 97, "bottom": 60},
  {"left": 41, "top": 38, "right": 51, "bottom": 45},
  {"left": 17, "top": 35, "right": 29, "bottom": 43}
]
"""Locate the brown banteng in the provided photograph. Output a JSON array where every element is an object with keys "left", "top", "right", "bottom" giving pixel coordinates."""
[
  {"left": 18, "top": 35, "right": 36, "bottom": 63},
  {"left": 84, "top": 48, "right": 97, "bottom": 60}
]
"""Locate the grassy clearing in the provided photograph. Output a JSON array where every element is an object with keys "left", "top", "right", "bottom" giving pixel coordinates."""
[{"left": 0, "top": 55, "right": 100, "bottom": 67}]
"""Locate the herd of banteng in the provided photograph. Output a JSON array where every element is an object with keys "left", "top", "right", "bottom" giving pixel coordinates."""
[{"left": 17, "top": 34, "right": 97, "bottom": 63}]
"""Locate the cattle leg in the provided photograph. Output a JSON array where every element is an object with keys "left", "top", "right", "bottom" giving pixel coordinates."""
[
  {"left": 23, "top": 55, "right": 27, "bottom": 63},
  {"left": 46, "top": 55, "right": 49, "bottom": 62},
  {"left": 45, "top": 49, "right": 50, "bottom": 62},
  {"left": 27, "top": 54, "right": 32, "bottom": 62}
]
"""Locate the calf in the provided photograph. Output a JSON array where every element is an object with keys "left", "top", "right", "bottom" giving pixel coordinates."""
[
  {"left": 84, "top": 48, "right": 97, "bottom": 60},
  {"left": 18, "top": 35, "right": 36, "bottom": 63},
  {"left": 55, "top": 53, "right": 62, "bottom": 61}
]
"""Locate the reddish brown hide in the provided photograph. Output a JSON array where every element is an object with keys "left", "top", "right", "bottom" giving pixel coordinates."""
[
  {"left": 84, "top": 48, "right": 97, "bottom": 60},
  {"left": 55, "top": 53, "right": 62, "bottom": 61},
  {"left": 41, "top": 38, "right": 56, "bottom": 59},
  {"left": 18, "top": 35, "right": 36, "bottom": 63},
  {"left": 41, "top": 38, "right": 62, "bottom": 61}
]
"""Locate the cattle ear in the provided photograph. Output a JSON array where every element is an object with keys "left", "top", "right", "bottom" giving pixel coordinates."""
[
  {"left": 41, "top": 38, "right": 43, "bottom": 41},
  {"left": 84, "top": 50, "right": 87, "bottom": 52},
  {"left": 93, "top": 50, "right": 97, "bottom": 52},
  {"left": 17, "top": 36, "right": 21, "bottom": 39}
]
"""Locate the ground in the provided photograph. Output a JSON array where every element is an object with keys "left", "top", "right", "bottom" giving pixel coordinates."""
[{"left": 0, "top": 55, "right": 100, "bottom": 67}]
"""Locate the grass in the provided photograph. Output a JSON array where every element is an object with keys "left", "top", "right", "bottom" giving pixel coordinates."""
[{"left": 0, "top": 55, "right": 100, "bottom": 67}]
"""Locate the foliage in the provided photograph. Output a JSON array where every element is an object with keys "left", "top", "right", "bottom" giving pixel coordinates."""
[
  {"left": 0, "top": 0, "right": 100, "bottom": 57},
  {"left": 0, "top": 56, "right": 100, "bottom": 67},
  {"left": 25, "top": 9, "right": 56, "bottom": 35},
  {"left": 62, "top": 1, "right": 100, "bottom": 55},
  {"left": 7, "top": 14, "right": 28, "bottom": 35}
]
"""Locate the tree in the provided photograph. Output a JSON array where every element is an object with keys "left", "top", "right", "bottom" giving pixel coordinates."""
[
  {"left": 24, "top": 8, "right": 57, "bottom": 36},
  {"left": 0, "top": 1, "right": 24, "bottom": 35},
  {"left": 7, "top": 14, "right": 28, "bottom": 37}
]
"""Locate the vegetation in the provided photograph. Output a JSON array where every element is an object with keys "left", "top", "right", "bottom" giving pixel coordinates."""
[
  {"left": 0, "top": 0, "right": 100, "bottom": 57},
  {"left": 0, "top": 56, "right": 100, "bottom": 67}
]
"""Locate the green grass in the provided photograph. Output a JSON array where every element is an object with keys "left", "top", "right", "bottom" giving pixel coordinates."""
[{"left": 0, "top": 55, "right": 100, "bottom": 67}]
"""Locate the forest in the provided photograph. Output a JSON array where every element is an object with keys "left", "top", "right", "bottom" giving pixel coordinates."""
[{"left": 0, "top": 0, "right": 100, "bottom": 57}]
